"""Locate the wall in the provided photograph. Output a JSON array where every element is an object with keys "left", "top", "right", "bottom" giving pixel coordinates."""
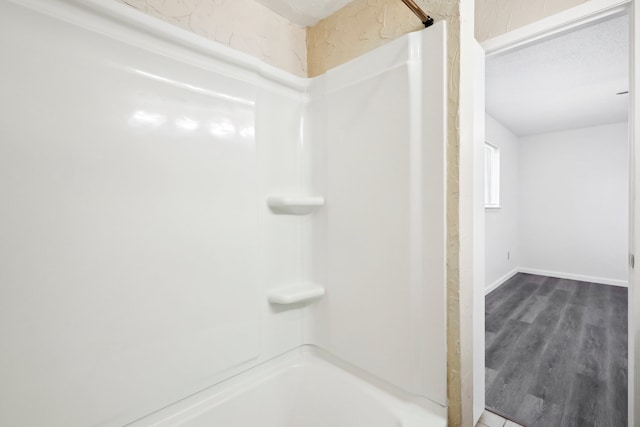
[
  {"left": 519, "top": 122, "right": 629, "bottom": 285},
  {"left": 114, "top": 0, "right": 594, "bottom": 76},
  {"left": 307, "top": 1, "right": 475, "bottom": 425},
  {"left": 307, "top": 26, "right": 448, "bottom": 406},
  {"left": 0, "top": 1, "right": 308, "bottom": 425},
  {"left": 475, "top": 0, "right": 589, "bottom": 41},
  {"left": 485, "top": 114, "right": 520, "bottom": 291},
  {"left": 116, "top": 0, "right": 307, "bottom": 76},
  {"left": 1, "top": 1, "right": 452, "bottom": 425}
]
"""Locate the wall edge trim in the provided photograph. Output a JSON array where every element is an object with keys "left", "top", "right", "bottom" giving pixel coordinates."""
[{"left": 481, "top": 0, "right": 630, "bottom": 57}]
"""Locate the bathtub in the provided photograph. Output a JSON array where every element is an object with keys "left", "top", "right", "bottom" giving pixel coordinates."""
[{"left": 130, "top": 347, "right": 447, "bottom": 427}]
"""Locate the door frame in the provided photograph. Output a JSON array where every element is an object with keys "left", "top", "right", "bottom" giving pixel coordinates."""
[{"left": 473, "top": 0, "right": 637, "bottom": 424}]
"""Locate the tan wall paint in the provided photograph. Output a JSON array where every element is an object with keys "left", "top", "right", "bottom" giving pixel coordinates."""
[
  {"left": 116, "top": 0, "right": 307, "bottom": 76},
  {"left": 306, "top": 0, "right": 434, "bottom": 77},
  {"left": 475, "top": 0, "right": 589, "bottom": 41},
  {"left": 307, "top": 1, "right": 474, "bottom": 426}
]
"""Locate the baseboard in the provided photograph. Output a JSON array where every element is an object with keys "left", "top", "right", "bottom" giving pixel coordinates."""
[
  {"left": 518, "top": 267, "right": 628, "bottom": 288},
  {"left": 485, "top": 268, "right": 519, "bottom": 295}
]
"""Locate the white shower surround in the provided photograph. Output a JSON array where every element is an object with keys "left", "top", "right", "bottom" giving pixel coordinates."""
[
  {"left": 0, "top": 1, "right": 447, "bottom": 426},
  {"left": 132, "top": 347, "right": 447, "bottom": 427}
]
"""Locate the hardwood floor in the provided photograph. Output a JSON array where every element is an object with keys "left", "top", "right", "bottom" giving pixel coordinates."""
[{"left": 485, "top": 273, "right": 627, "bottom": 427}]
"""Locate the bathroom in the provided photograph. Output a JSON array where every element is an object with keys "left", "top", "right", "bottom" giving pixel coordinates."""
[{"left": 0, "top": 0, "right": 638, "bottom": 426}]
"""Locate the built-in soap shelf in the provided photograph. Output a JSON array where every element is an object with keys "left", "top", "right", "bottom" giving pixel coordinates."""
[
  {"left": 268, "top": 283, "right": 325, "bottom": 305},
  {"left": 266, "top": 195, "right": 325, "bottom": 215}
]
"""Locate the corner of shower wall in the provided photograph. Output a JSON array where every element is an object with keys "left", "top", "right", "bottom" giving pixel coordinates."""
[
  {"left": 255, "top": 78, "right": 310, "bottom": 358},
  {"left": 300, "top": 76, "right": 329, "bottom": 346}
]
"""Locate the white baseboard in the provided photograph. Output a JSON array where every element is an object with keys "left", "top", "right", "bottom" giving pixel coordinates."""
[
  {"left": 485, "top": 268, "right": 519, "bottom": 295},
  {"left": 518, "top": 267, "right": 628, "bottom": 288},
  {"left": 485, "top": 267, "right": 628, "bottom": 294}
]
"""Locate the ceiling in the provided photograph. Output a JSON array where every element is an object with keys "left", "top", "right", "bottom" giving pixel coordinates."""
[
  {"left": 486, "top": 15, "right": 629, "bottom": 137},
  {"left": 253, "top": 0, "right": 353, "bottom": 26}
]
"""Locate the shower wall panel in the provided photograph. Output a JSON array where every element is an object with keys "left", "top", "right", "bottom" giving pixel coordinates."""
[
  {"left": 0, "top": 1, "right": 449, "bottom": 425},
  {"left": 0, "top": 1, "right": 307, "bottom": 426},
  {"left": 307, "top": 24, "right": 448, "bottom": 406}
]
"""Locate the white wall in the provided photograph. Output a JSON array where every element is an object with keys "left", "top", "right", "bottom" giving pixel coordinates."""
[
  {"left": 308, "top": 27, "right": 448, "bottom": 406},
  {"left": 519, "top": 122, "right": 629, "bottom": 285},
  {"left": 484, "top": 118, "right": 628, "bottom": 288},
  {"left": 485, "top": 114, "right": 520, "bottom": 291},
  {"left": 0, "top": 2, "right": 309, "bottom": 426},
  {"left": 0, "top": 2, "right": 450, "bottom": 425}
]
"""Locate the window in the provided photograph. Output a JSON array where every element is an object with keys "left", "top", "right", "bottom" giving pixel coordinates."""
[{"left": 484, "top": 142, "right": 500, "bottom": 208}]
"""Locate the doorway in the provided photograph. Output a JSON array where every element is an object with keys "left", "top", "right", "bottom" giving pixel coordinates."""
[{"left": 472, "top": 2, "right": 634, "bottom": 425}]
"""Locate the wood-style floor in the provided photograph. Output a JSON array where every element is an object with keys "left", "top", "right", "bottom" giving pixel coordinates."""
[{"left": 485, "top": 273, "right": 627, "bottom": 427}]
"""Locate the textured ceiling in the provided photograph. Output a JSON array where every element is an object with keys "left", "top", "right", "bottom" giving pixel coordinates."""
[
  {"left": 252, "top": 0, "right": 353, "bottom": 26},
  {"left": 486, "top": 15, "right": 629, "bottom": 137}
]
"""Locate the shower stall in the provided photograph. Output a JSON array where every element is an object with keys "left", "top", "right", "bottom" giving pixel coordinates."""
[{"left": 0, "top": 0, "right": 448, "bottom": 425}]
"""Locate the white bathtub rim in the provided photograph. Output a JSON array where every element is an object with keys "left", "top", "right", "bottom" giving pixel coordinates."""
[
  {"left": 303, "top": 345, "right": 445, "bottom": 409},
  {"left": 127, "top": 345, "right": 447, "bottom": 426},
  {"left": 125, "top": 349, "right": 301, "bottom": 426}
]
